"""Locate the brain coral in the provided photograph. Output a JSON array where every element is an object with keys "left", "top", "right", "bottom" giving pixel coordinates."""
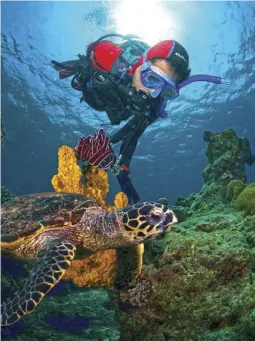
[
  {"left": 226, "top": 180, "right": 246, "bottom": 201},
  {"left": 235, "top": 182, "right": 255, "bottom": 216}
]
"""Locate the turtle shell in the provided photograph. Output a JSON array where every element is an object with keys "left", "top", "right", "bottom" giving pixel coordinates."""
[{"left": 1, "top": 192, "right": 101, "bottom": 242}]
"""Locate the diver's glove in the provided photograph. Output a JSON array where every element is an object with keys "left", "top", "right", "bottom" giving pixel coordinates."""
[
  {"left": 126, "top": 90, "right": 152, "bottom": 117},
  {"left": 117, "top": 169, "right": 140, "bottom": 204}
]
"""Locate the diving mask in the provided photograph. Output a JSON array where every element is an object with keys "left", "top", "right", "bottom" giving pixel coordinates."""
[
  {"left": 140, "top": 62, "right": 179, "bottom": 99},
  {"left": 140, "top": 60, "right": 230, "bottom": 101}
]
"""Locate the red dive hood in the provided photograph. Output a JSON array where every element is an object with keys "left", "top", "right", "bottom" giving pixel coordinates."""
[{"left": 129, "top": 40, "right": 189, "bottom": 75}]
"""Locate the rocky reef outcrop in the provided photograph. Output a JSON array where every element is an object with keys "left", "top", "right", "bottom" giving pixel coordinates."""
[
  {"left": 202, "top": 129, "right": 254, "bottom": 185},
  {"left": 117, "top": 129, "right": 255, "bottom": 341}
]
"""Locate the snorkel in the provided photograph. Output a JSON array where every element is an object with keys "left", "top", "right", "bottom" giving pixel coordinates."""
[
  {"left": 140, "top": 50, "right": 229, "bottom": 108},
  {"left": 155, "top": 74, "right": 230, "bottom": 119},
  {"left": 138, "top": 40, "right": 230, "bottom": 118},
  {"left": 178, "top": 74, "right": 230, "bottom": 89}
]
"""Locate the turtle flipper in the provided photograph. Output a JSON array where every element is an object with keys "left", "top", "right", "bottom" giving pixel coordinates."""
[{"left": 1, "top": 241, "right": 76, "bottom": 326}]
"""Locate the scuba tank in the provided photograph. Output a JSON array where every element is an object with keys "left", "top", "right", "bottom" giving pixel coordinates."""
[{"left": 51, "top": 34, "right": 156, "bottom": 124}]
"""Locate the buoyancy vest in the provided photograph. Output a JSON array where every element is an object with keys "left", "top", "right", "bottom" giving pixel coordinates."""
[{"left": 52, "top": 34, "right": 152, "bottom": 125}]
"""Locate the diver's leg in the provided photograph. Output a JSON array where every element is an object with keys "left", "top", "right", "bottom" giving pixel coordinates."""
[
  {"left": 110, "top": 115, "right": 141, "bottom": 145},
  {"left": 119, "top": 115, "right": 155, "bottom": 166},
  {"left": 117, "top": 170, "right": 140, "bottom": 204},
  {"left": 116, "top": 116, "right": 155, "bottom": 203}
]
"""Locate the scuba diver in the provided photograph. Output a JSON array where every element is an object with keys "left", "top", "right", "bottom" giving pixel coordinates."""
[{"left": 52, "top": 34, "right": 227, "bottom": 204}]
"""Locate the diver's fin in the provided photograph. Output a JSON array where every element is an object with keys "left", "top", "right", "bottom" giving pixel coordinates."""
[
  {"left": 1, "top": 241, "right": 76, "bottom": 326},
  {"left": 51, "top": 59, "right": 79, "bottom": 71},
  {"left": 51, "top": 59, "right": 81, "bottom": 79},
  {"left": 51, "top": 55, "right": 89, "bottom": 79}
]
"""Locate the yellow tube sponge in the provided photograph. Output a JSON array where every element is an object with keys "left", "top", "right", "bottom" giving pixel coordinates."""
[
  {"left": 114, "top": 192, "right": 129, "bottom": 209},
  {"left": 63, "top": 249, "right": 117, "bottom": 287},
  {"left": 51, "top": 146, "right": 109, "bottom": 206},
  {"left": 51, "top": 146, "right": 85, "bottom": 195},
  {"left": 107, "top": 192, "right": 129, "bottom": 211},
  {"left": 83, "top": 164, "right": 109, "bottom": 206}
]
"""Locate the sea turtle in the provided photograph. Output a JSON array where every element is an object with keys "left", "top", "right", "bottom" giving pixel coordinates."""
[{"left": 1, "top": 192, "right": 177, "bottom": 326}]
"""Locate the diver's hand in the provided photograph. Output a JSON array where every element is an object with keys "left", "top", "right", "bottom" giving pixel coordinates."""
[{"left": 127, "top": 90, "right": 152, "bottom": 116}]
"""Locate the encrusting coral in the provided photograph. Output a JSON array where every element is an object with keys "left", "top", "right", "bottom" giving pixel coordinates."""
[
  {"left": 51, "top": 145, "right": 128, "bottom": 287},
  {"left": 202, "top": 129, "right": 254, "bottom": 185},
  {"left": 225, "top": 179, "right": 246, "bottom": 201},
  {"left": 120, "top": 275, "right": 152, "bottom": 308},
  {"left": 235, "top": 182, "right": 255, "bottom": 216}
]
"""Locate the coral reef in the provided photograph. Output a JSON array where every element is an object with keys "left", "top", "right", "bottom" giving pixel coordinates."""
[
  {"left": 120, "top": 275, "right": 152, "bottom": 308},
  {"left": 1, "top": 186, "right": 15, "bottom": 205},
  {"left": 225, "top": 179, "right": 246, "bottom": 201},
  {"left": 118, "top": 205, "right": 255, "bottom": 341},
  {"left": 235, "top": 182, "right": 255, "bottom": 216},
  {"left": 2, "top": 129, "right": 254, "bottom": 341},
  {"left": 117, "top": 129, "right": 255, "bottom": 341},
  {"left": 168, "top": 205, "right": 190, "bottom": 222},
  {"left": 157, "top": 197, "right": 169, "bottom": 206},
  {"left": 202, "top": 129, "right": 254, "bottom": 185}
]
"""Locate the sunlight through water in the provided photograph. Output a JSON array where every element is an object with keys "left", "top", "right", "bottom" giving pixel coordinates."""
[{"left": 112, "top": 0, "right": 180, "bottom": 46}]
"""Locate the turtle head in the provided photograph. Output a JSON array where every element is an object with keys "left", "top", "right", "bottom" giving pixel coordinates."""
[{"left": 121, "top": 202, "right": 178, "bottom": 243}]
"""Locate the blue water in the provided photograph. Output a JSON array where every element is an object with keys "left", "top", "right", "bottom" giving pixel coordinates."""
[{"left": 1, "top": 1, "right": 255, "bottom": 204}]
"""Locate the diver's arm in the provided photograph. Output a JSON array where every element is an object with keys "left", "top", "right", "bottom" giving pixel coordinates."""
[
  {"left": 110, "top": 103, "right": 158, "bottom": 145},
  {"left": 114, "top": 113, "right": 156, "bottom": 204}
]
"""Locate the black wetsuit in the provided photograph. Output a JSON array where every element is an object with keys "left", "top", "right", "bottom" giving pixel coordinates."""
[
  {"left": 51, "top": 54, "right": 160, "bottom": 204},
  {"left": 111, "top": 110, "right": 158, "bottom": 204},
  {"left": 80, "top": 70, "right": 160, "bottom": 203}
]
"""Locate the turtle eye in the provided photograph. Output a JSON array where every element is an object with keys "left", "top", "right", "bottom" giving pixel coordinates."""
[
  {"left": 147, "top": 212, "right": 163, "bottom": 225},
  {"left": 151, "top": 213, "right": 161, "bottom": 220}
]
